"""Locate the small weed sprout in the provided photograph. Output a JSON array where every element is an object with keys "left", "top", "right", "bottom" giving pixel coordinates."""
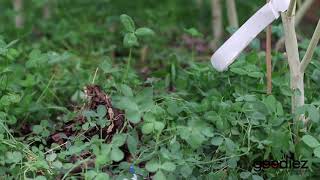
[{"left": 120, "top": 14, "right": 154, "bottom": 81}]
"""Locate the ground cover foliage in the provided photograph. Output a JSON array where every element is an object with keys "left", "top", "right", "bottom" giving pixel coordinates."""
[{"left": 0, "top": 0, "right": 320, "bottom": 179}]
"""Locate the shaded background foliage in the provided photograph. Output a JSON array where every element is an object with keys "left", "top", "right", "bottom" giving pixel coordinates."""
[{"left": 0, "top": 0, "right": 320, "bottom": 179}]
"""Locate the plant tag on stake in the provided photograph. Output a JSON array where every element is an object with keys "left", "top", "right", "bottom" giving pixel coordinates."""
[{"left": 211, "top": 0, "right": 290, "bottom": 71}]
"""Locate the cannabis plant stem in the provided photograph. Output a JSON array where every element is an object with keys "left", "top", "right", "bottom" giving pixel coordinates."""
[
  {"left": 282, "top": 0, "right": 320, "bottom": 124},
  {"left": 282, "top": 12, "right": 304, "bottom": 118},
  {"left": 275, "top": 0, "right": 314, "bottom": 51},
  {"left": 287, "top": 0, "right": 297, "bottom": 16},
  {"left": 300, "top": 19, "right": 320, "bottom": 73}
]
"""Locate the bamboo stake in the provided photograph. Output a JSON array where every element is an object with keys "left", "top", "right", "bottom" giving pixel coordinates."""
[{"left": 266, "top": 0, "right": 272, "bottom": 94}]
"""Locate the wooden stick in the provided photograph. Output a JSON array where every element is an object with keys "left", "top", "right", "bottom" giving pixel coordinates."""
[{"left": 266, "top": 0, "right": 272, "bottom": 95}]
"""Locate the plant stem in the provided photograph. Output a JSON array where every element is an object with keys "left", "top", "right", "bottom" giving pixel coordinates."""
[
  {"left": 300, "top": 19, "right": 320, "bottom": 73},
  {"left": 92, "top": 67, "right": 99, "bottom": 84},
  {"left": 192, "top": 42, "right": 194, "bottom": 62},
  {"left": 282, "top": 13, "right": 304, "bottom": 118},
  {"left": 125, "top": 48, "right": 132, "bottom": 81},
  {"left": 275, "top": 0, "right": 314, "bottom": 51},
  {"left": 287, "top": 0, "right": 297, "bottom": 17}
]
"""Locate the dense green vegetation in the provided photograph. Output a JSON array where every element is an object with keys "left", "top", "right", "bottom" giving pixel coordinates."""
[{"left": 0, "top": 0, "right": 320, "bottom": 179}]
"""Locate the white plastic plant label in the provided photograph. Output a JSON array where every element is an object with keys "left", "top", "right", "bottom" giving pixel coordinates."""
[{"left": 211, "top": 0, "right": 291, "bottom": 72}]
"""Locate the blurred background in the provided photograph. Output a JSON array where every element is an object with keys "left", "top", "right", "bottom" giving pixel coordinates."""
[{"left": 0, "top": 1, "right": 320, "bottom": 179}]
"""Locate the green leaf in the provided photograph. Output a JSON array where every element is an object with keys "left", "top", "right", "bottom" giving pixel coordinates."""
[
  {"left": 135, "top": 27, "right": 155, "bottom": 37},
  {"left": 225, "top": 138, "right": 237, "bottom": 152},
  {"left": 161, "top": 162, "right": 176, "bottom": 172},
  {"left": 114, "top": 97, "right": 141, "bottom": 123},
  {"left": 95, "top": 173, "right": 110, "bottom": 180},
  {"left": 154, "top": 121, "right": 165, "bottom": 131},
  {"left": 123, "top": 33, "right": 139, "bottom": 47},
  {"left": 0, "top": 93, "right": 21, "bottom": 106},
  {"left": 178, "top": 123, "right": 207, "bottom": 149},
  {"left": 126, "top": 108, "right": 141, "bottom": 123},
  {"left": 143, "top": 112, "right": 156, "bottom": 122},
  {"left": 135, "top": 87, "right": 154, "bottom": 111},
  {"left": 6, "top": 151, "right": 22, "bottom": 163},
  {"left": 112, "top": 133, "right": 127, "bottom": 147},
  {"left": 114, "top": 97, "right": 138, "bottom": 110},
  {"left": 127, "top": 134, "right": 138, "bottom": 154},
  {"left": 211, "top": 137, "right": 224, "bottom": 146},
  {"left": 142, "top": 123, "right": 154, "bottom": 134},
  {"left": 110, "top": 147, "right": 124, "bottom": 162},
  {"left": 184, "top": 27, "right": 203, "bottom": 37},
  {"left": 252, "top": 175, "right": 264, "bottom": 180},
  {"left": 35, "top": 176, "right": 47, "bottom": 180},
  {"left": 99, "top": 58, "right": 118, "bottom": 74},
  {"left": 46, "top": 153, "right": 57, "bottom": 162},
  {"left": 153, "top": 170, "right": 166, "bottom": 180},
  {"left": 97, "top": 105, "right": 107, "bottom": 118},
  {"left": 52, "top": 161, "right": 63, "bottom": 169},
  {"left": 201, "top": 127, "right": 214, "bottom": 137},
  {"left": 230, "top": 68, "right": 247, "bottom": 75},
  {"left": 188, "top": 131, "right": 206, "bottom": 149},
  {"left": 26, "top": 49, "right": 48, "bottom": 68},
  {"left": 82, "top": 122, "right": 90, "bottom": 130},
  {"left": 314, "top": 147, "right": 320, "bottom": 158},
  {"left": 97, "top": 118, "right": 108, "bottom": 128},
  {"left": 83, "top": 110, "right": 96, "bottom": 118},
  {"left": 120, "top": 14, "right": 135, "bottom": 32},
  {"left": 119, "top": 84, "right": 133, "bottom": 97},
  {"left": 302, "top": 135, "right": 320, "bottom": 148},
  {"left": 32, "top": 125, "right": 43, "bottom": 134},
  {"left": 308, "top": 105, "right": 320, "bottom": 122},
  {"left": 166, "top": 101, "right": 182, "bottom": 116},
  {"left": 180, "top": 165, "right": 193, "bottom": 178},
  {"left": 101, "top": 144, "right": 112, "bottom": 155},
  {"left": 96, "top": 150, "right": 111, "bottom": 165},
  {"left": 240, "top": 171, "right": 251, "bottom": 179},
  {"left": 145, "top": 160, "right": 160, "bottom": 172},
  {"left": 85, "top": 170, "right": 97, "bottom": 179},
  {"left": 248, "top": 71, "right": 263, "bottom": 78}
]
